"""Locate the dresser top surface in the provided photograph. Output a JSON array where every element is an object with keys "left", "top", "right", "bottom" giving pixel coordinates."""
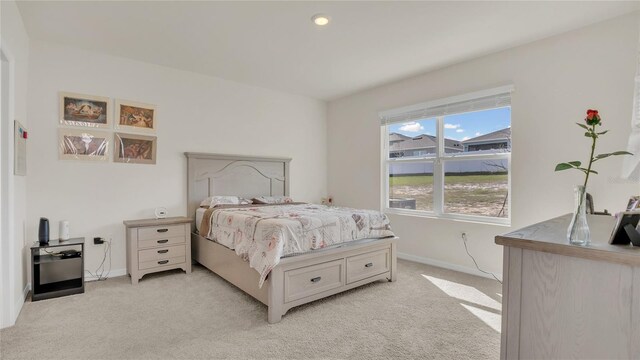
[
  {"left": 495, "top": 214, "right": 640, "bottom": 266},
  {"left": 123, "top": 216, "right": 193, "bottom": 228}
]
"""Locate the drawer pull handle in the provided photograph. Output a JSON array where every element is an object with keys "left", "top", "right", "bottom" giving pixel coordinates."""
[
  {"left": 310, "top": 276, "right": 322, "bottom": 283},
  {"left": 365, "top": 262, "right": 373, "bottom": 268},
  {"left": 157, "top": 239, "right": 169, "bottom": 244},
  {"left": 158, "top": 260, "right": 169, "bottom": 265},
  {"left": 157, "top": 249, "right": 169, "bottom": 254},
  {"left": 157, "top": 229, "right": 169, "bottom": 233}
]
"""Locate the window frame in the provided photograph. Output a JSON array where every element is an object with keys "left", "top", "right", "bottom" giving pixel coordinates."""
[{"left": 381, "top": 107, "right": 512, "bottom": 226}]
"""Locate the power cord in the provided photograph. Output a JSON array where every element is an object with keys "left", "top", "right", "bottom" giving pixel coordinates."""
[
  {"left": 85, "top": 238, "right": 112, "bottom": 281},
  {"left": 461, "top": 232, "right": 502, "bottom": 284}
]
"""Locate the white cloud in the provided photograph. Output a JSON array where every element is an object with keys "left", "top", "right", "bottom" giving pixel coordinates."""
[
  {"left": 399, "top": 122, "right": 424, "bottom": 132},
  {"left": 462, "top": 136, "right": 471, "bottom": 141},
  {"left": 475, "top": 132, "right": 483, "bottom": 136},
  {"left": 456, "top": 129, "right": 464, "bottom": 133},
  {"left": 444, "top": 123, "right": 461, "bottom": 129}
]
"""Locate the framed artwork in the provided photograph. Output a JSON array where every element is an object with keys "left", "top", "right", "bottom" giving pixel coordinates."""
[
  {"left": 609, "top": 211, "right": 640, "bottom": 246},
  {"left": 59, "top": 92, "right": 111, "bottom": 128},
  {"left": 58, "top": 128, "right": 109, "bottom": 162},
  {"left": 115, "top": 99, "right": 156, "bottom": 133},
  {"left": 114, "top": 132, "right": 157, "bottom": 164}
]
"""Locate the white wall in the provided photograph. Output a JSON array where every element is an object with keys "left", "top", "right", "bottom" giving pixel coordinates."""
[
  {"left": 0, "top": 0, "right": 30, "bottom": 328},
  {"left": 327, "top": 13, "right": 640, "bottom": 277},
  {"left": 26, "top": 41, "right": 327, "bottom": 280}
]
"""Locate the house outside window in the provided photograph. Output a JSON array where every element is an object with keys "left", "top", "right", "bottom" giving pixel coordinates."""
[{"left": 380, "top": 86, "right": 513, "bottom": 225}]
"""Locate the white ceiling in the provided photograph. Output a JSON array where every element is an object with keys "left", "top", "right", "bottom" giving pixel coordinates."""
[{"left": 16, "top": 1, "right": 640, "bottom": 101}]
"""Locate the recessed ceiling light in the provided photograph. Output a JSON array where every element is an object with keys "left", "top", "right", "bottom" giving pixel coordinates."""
[{"left": 312, "top": 14, "right": 330, "bottom": 26}]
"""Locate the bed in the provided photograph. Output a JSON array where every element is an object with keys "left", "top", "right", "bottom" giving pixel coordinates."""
[{"left": 186, "top": 152, "right": 398, "bottom": 323}]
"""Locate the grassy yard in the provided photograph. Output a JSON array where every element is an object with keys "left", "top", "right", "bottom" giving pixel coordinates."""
[
  {"left": 390, "top": 174, "right": 507, "bottom": 186},
  {"left": 389, "top": 174, "right": 508, "bottom": 218}
]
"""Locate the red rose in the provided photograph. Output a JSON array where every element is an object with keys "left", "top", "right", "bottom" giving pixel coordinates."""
[{"left": 585, "top": 109, "right": 601, "bottom": 126}]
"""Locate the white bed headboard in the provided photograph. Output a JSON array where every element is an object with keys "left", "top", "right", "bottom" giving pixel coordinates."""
[{"left": 185, "top": 152, "right": 291, "bottom": 220}]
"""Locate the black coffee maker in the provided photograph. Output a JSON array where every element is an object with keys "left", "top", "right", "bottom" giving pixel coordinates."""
[{"left": 38, "top": 217, "right": 49, "bottom": 245}]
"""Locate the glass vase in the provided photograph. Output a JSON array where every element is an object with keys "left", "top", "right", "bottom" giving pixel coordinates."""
[{"left": 567, "top": 185, "right": 590, "bottom": 245}]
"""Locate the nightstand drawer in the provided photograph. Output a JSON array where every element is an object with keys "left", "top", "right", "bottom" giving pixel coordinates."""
[
  {"left": 138, "top": 224, "right": 185, "bottom": 241},
  {"left": 138, "top": 245, "right": 186, "bottom": 263},
  {"left": 138, "top": 235, "right": 185, "bottom": 250},
  {"left": 139, "top": 256, "right": 185, "bottom": 270}
]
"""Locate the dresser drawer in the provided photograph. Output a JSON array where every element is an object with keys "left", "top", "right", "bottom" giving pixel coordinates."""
[
  {"left": 346, "top": 248, "right": 390, "bottom": 284},
  {"left": 139, "top": 256, "right": 185, "bottom": 270},
  {"left": 284, "top": 259, "right": 344, "bottom": 303},
  {"left": 138, "top": 224, "right": 185, "bottom": 241},
  {"left": 138, "top": 245, "right": 186, "bottom": 263},
  {"left": 138, "top": 235, "right": 185, "bottom": 250}
]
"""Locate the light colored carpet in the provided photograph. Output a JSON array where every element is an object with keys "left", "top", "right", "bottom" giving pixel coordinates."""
[{"left": 0, "top": 260, "right": 501, "bottom": 359}]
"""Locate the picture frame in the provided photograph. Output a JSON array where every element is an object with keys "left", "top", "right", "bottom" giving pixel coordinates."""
[
  {"left": 115, "top": 99, "right": 157, "bottom": 133},
  {"left": 609, "top": 211, "right": 640, "bottom": 246},
  {"left": 58, "top": 128, "right": 110, "bottom": 162},
  {"left": 114, "top": 132, "right": 157, "bottom": 165},
  {"left": 59, "top": 92, "right": 111, "bottom": 128},
  {"left": 626, "top": 196, "right": 640, "bottom": 211}
]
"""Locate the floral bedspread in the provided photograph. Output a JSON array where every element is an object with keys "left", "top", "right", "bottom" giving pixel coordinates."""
[{"left": 201, "top": 204, "right": 394, "bottom": 287}]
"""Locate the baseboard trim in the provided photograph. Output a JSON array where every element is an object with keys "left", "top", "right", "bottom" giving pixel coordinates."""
[
  {"left": 8, "top": 283, "right": 31, "bottom": 327},
  {"left": 22, "top": 283, "right": 30, "bottom": 300},
  {"left": 398, "top": 252, "right": 502, "bottom": 281},
  {"left": 85, "top": 268, "right": 127, "bottom": 282}
]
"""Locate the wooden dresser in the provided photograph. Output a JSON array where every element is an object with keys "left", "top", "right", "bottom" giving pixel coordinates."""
[
  {"left": 496, "top": 214, "right": 640, "bottom": 359},
  {"left": 124, "top": 217, "right": 192, "bottom": 284}
]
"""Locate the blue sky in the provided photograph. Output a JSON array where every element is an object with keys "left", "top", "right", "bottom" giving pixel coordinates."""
[{"left": 388, "top": 107, "right": 511, "bottom": 141}]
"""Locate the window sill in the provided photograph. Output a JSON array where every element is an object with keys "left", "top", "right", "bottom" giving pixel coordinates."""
[{"left": 383, "top": 208, "right": 511, "bottom": 227}]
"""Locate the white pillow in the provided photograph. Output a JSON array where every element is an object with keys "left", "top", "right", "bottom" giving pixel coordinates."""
[{"left": 200, "top": 196, "right": 252, "bottom": 208}]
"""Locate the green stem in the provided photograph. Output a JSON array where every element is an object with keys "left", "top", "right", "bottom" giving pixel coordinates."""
[
  {"left": 583, "top": 124, "right": 597, "bottom": 189},
  {"left": 570, "top": 124, "right": 597, "bottom": 243}
]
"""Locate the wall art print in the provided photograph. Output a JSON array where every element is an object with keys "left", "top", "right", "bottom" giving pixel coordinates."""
[
  {"left": 114, "top": 132, "right": 157, "bottom": 165},
  {"left": 58, "top": 128, "right": 109, "bottom": 162},
  {"left": 59, "top": 92, "right": 111, "bottom": 128},
  {"left": 115, "top": 99, "right": 156, "bottom": 133}
]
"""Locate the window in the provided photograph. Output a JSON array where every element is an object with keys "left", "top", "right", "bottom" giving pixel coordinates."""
[{"left": 380, "top": 86, "right": 512, "bottom": 224}]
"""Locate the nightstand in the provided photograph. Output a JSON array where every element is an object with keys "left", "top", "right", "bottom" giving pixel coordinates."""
[
  {"left": 123, "top": 217, "right": 192, "bottom": 284},
  {"left": 30, "top": 238, "right": 85, "bottom": 301}
]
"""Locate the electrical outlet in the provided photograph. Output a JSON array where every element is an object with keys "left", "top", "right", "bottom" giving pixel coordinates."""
[{"left": 93, "top": 237, "right": 105, "bottom": 245}]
